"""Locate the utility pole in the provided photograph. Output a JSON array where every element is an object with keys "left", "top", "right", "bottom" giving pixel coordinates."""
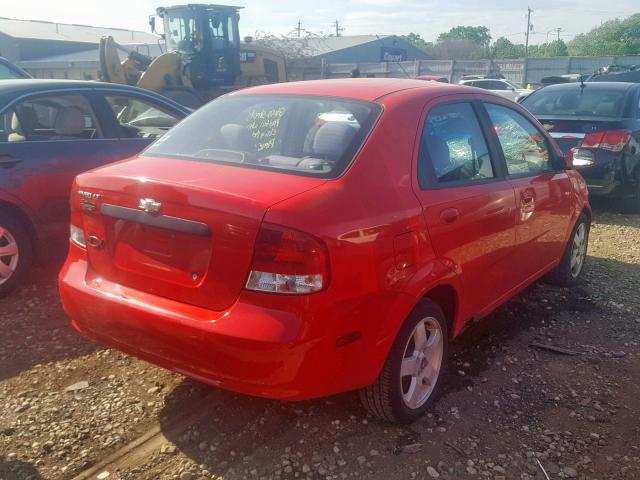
[
  {"left": 556, "top": 27, "right": 562, "bottom": 41},
  {"left": 296, "top": 20, "right": 302, "bottom": 38},
  {"left": 333, "top": 19, "right": 344, "bottom": 37},
  {"left": 525, "top": 7, "right": 533, "bottom": 58}
]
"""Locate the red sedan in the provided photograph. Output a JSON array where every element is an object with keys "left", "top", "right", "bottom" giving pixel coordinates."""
[{"left": 59, "top": 79, "right": 590, "bottom": 423}]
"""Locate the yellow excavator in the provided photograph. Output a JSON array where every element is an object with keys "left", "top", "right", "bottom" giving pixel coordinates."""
[{"left": 99, "top": 4, "right": 287, "bottom": 108}]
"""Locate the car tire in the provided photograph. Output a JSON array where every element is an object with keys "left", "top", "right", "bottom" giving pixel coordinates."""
[
  {"left": 0, "top": 211, "right": 32, "bottom": 296},
  {"left": 359, "top": 300, "right": 449, "bottom": 423},
  {"left": 545, "top": 213, "right": 589, "bottom": 287}
]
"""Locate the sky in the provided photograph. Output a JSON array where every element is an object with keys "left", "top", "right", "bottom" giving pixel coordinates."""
[{"left": 3, "top": 0, "right": 639, "bottom": 45}]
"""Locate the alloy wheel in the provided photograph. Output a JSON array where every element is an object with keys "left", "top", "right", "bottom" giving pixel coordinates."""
[
  {"left": 0, "top": 225, "right": 19, "bottom": 286},
  {"left": 400, "top": 317, "right": 444, "bottom": 409},
  {"left": 570, "top": 223, "right": 587, "bottom": 278}
]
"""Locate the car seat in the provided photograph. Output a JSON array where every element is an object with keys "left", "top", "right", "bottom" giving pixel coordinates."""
[
  {"left": 424, "top": 135, "right": 451, "bottom": 180},
  {"left": 8, "top": 107, "right": 38, "bottom": 142},
  {"left": 52, "top": 107, "right": 85, "bottom": 139},
  {"left": 311, "top": 123, "right": 356, "bottom": 161},
  {"left": 220, "top": 124, "right": 256, "bottom": 151}
]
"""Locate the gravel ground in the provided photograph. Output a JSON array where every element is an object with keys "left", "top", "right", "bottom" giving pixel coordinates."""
[{"left": 1, "top": 206, "right": 639, "bottom": 480}]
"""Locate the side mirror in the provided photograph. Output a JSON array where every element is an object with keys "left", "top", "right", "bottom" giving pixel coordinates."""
[{"left": 149, "top": 16, "right": 156, "bottom": 33}]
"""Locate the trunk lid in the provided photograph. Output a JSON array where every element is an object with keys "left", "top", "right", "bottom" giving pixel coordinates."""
[
  {"left": 537, "top": 116, "right": 625, "bottom": 153},
  {"left": 75, "top": 155, "right": 325, "bottom": 311}
]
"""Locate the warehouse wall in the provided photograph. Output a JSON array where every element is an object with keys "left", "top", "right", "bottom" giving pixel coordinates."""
[
  {"left": 0, "top": 32, "right": 19, "bottom": 62},
  {"left": 318, "top": 37, "right": 430, "bottom": 64},
  {"left": 16, "top": 38, "right": 96, "bottom": 61}
]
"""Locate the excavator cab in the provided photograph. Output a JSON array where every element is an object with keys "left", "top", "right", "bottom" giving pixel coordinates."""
[
  {"left": 99, "top": 3, "right": 285, "bottom": 108},
  {"left": 156, "top": 4, "right": 242, "bottom": 91}
]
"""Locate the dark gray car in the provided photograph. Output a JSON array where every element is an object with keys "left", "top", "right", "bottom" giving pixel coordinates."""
[{"left": 521, "top": 82, "right": 640, "bottom": 211}]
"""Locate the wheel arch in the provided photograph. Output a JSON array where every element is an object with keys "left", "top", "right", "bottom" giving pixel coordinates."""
[
  {"left": 581, "top": 205, "right": 592, "bottom": 225},
  {"left": 0, "top": 200, "right": 38, "bottom": 254},
  {"left": 423, "top": 283, "right": 458, "bottom": 339}
]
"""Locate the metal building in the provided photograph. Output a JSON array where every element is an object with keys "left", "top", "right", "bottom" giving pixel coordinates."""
[{"left": 0, "top": 17, "right": 158, "bottom": 79}]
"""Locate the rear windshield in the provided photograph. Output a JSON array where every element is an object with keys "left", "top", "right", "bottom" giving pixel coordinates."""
[
  {"left": 521, "top": 87, "right": 627, "bottom": 117},
  {"left": 145, "top": 94, "right": 382, "bottom": 178}
]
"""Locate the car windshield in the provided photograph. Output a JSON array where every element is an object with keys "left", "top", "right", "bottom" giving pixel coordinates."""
[
  {"left": 521, "top": 87, "right": 627, "bottom": 117},
  {"left": 145, "top": 94, "right": 382, "bottom": 178}
]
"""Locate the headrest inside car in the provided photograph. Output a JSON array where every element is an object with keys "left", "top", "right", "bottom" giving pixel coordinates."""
[
  {"left": 220, "top": 124, "right": 256, "bottom": 152},
  {"left": 312, "top": 123, "right": 356, "bottom": 160},
  {"left": 55, "top": 107, "right": 85, "bottom": 136}
]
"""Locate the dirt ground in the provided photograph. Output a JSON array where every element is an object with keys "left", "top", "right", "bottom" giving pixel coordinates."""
[{"left": 1, "top": 203, "right": 639, "bottom": 480}]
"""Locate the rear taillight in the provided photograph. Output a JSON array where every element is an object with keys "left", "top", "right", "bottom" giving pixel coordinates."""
[
  {"left": 581, "top": 130, "right": 631, "bottom": 152},
  {"left": 246, "top": 223, "right": 329, "bottom": 295},
  {"left": 70, "top": 224, "right": 86, "bottom": 248},
  {"left": 70, "top": 212, "right": 86, "bottom": 248}
]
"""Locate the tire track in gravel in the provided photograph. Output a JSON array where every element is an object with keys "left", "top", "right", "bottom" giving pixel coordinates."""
[{"left": 71, "top": 391, "right": 219, "bottom": 480}]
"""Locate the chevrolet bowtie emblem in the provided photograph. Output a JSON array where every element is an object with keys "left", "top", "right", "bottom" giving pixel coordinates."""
[{"left": 139, "top": 198, "right": 162, "bottom": 214}]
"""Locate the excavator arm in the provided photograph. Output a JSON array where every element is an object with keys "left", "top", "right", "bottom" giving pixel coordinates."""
[
  {"left": 99, "top": 36, "right": 203, "bottom": 108},
  {"left": 99, "top": 36, "right": 141, "bottom": 85}
]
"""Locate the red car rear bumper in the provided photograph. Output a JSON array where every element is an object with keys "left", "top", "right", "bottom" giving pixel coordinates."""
[{"left": 59, "top": 255, "right": 376, "bottom": 400}]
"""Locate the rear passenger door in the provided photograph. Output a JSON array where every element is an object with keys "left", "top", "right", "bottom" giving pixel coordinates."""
[
  {"left": 0, "top": 90, "right": 118, "bottom": 249},
  {"left": 481, "top": 100, "right": 573, "bottom": 282},
  {"left": 412, "top": 97, "right": 518, "bottom": 320}
]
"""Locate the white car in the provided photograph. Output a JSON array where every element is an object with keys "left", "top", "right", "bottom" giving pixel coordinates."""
[{"left": 459, "top": 78, "right": 531, "bottom": 102}]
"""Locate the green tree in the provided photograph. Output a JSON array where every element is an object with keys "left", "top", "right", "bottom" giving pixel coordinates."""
[
  {"left": 437, "top": 26, "right": 492, "bottom": 48},
  {"left": 568, "top": 13, "right": 640, "bottom": 56},
  {"left": 492, "top": 37, "right": 525, "bottom": 58},
  {"left": 544, "top": 39, "right": 569, "bottom": 57},
  {"left": 403, "top": 32, "right": 433, "bottom": 52}
]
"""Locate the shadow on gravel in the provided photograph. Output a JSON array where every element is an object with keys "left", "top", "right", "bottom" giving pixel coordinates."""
[
  {"left": 158, "top": 379, "right": 365, "bottom": 477},
  {"left": 0, "top": 262, "right": 100, "bottom": 380},
  {"left": 0, "top": 458, "right": 44, "bottom": 480},
  {"left": 152, "top": 251, "right": 637, "bottom": 478}
]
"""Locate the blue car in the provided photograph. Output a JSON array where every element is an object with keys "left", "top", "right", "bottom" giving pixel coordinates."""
[{"left": 0, "top": 79, "right": 190, "bottom": 294}]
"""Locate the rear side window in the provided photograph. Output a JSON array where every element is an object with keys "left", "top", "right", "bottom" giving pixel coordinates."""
[
  {"left": 485, "top": 104, "right": 552, "bottom": 176},
  {"left": 521, "top": 87, "right": 627, "bottom": 117},
  {"left": 419, "top": 102, "right": 495, "bottom": 187},
  {"left": 1, "top": 94, "right": 101, "bottom": 142},
  {"left": 145, "top": 94, "right": 381, "bottom": 178}
]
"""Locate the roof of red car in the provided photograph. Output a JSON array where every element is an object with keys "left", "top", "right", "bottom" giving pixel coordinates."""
[{"left": 231, "top": 78, "right": 468, "bottom": 102}]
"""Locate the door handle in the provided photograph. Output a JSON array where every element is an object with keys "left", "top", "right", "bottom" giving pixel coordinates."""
[
  {"left": 0, "top": 154, "right": 21, "bottom": 168},
  {"left": 440, "top": 208, "right": 460, "bottom": 224}
]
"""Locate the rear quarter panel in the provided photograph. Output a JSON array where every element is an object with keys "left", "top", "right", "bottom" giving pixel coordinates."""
[{"left": 263, "top": 88, "right": 463, "bottom": 388}]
